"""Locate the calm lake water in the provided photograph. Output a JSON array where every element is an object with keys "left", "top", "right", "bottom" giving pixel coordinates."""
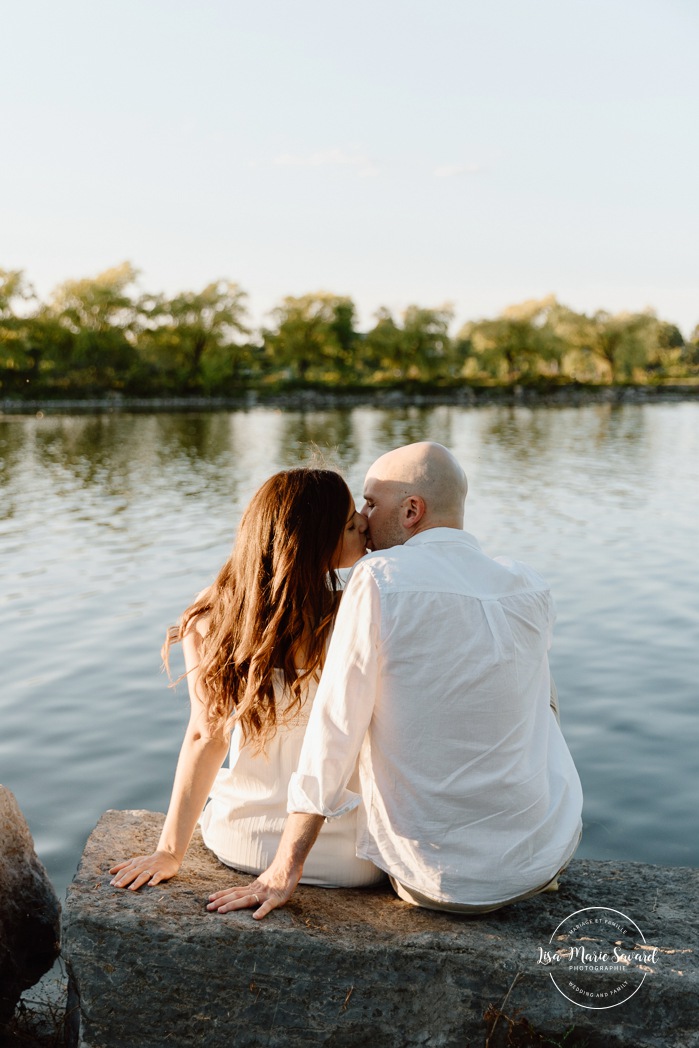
[{"left": 1, "top": 402, "right": 698, "bottom": 899}]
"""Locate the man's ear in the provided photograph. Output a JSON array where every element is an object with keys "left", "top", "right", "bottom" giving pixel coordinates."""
[{"left": 401, "top": 495, "right": 426, "bottom": 531}]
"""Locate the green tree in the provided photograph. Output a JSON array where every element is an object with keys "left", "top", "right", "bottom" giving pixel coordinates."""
[
  {"left": 329, "top": 298, "right": 361, "bottom": 379},
  {"left": 0, "top": 271, "right": 68, "bottom": 396},
  {"left": 362, "top": 308, "right": 405, "bottom": 379},
  {"left": 263, "top": 293, "right": 355, "bottom": 382},
  {"left": 50, "top": 262, "right": 138, "bottom": 332},
  {"left": 362, "top": 304, "right": 454, "bottom": 382},
  {"left": 462, "top": 296, "right": 564, "bottom": 381},
  {"left": 559, "top": 309, "right": 658, "bottom": 382},
  {"left": 401, "top": 305, "right": 454, "bottom": 381},
  {"left": 47, "top": 262, "right": 140, "bottom": 391},
  {"left": 0, "top": 269, "right": 34, "bottom": 318},
  {"left": 0, "top": 270, "right": 35, "bottom": 392},
  {"left": 645, "top": 318, "right": 688, "bottom": 376},
  {"left": 136, "top": 281, "right": 250, "bottom": 393},
  {"left": 688, "top": 323, "right": 699, "bottom": 366}
]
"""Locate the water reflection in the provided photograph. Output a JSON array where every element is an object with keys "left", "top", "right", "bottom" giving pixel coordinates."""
[
  {"left": 0, "top": 404, "right": 652, "bottom": 487},
  {"left": 277, "top": 411, "right": 360, "bottom": 470},
  {"left": 0, "top": 402, "right": 675, "bottom": 572},
  {"left": 483, "top": 406, "right": 559, "bottom": 459},
  {"left": 480, "top": 404, "right": 647, "bottom": 469},
  {"left": 150, "top": 413, "right": 238, "bottom": 465},
  {"left": 370, "top": 405, "right": 454, "bottom": 451},
  {"left": 0, "top": 420, "right": 26, "bottom": 521}
]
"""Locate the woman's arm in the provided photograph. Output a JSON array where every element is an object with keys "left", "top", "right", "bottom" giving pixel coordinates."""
[{"left": 110, "top": 619, "right": 230, "bottom": 890}]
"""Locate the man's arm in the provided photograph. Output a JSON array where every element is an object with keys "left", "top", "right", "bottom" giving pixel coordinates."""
[{"left": 206, "top": 812, "right": 324, "bottom": 918}]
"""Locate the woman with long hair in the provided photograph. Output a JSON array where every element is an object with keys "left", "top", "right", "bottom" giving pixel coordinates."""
[{"left": 109, "top": 468, "right": 382, "bottom": 890}]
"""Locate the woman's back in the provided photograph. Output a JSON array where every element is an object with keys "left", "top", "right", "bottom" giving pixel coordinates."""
[
  {"left": 200, "top": 673, "right": 382, "bottom": 887},
  {"left": 110, "top": 467, "right": 380, "bottom": 895}
]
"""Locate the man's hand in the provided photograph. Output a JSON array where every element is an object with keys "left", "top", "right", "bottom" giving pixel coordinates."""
[
  {"left": 206, "top": 865, "right": 301, "bottom": 919},
  {"left": 206, "top": 812, "right": 325, "bottom": 920}
]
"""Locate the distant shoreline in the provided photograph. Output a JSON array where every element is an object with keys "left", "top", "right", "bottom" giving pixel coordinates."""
[{"left": 2, "top": 382, "right": 699, "bottom": 416}]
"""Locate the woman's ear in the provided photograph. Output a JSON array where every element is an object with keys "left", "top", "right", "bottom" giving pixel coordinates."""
[{"left": 401, "top": 495, "right": 426, "bottom": 531}]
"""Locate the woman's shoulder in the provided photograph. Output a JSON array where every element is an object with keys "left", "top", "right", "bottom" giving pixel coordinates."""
[
  {"left": 186, "top": 588, "right": 213, "bottom": 639},
  {"left": 181, "top": 591, "right": 213, "bottom": 668}
]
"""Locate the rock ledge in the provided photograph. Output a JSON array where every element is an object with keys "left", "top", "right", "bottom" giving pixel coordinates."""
[
  {"left": 0, "top": 785, "right": 61, "bottom": 1027},
  {"left": 62, "top": 810, "right": 698, "bottom": 1048}
]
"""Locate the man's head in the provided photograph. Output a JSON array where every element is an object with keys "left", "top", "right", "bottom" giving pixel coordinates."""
[{"left": 362, "top": 441, "right": 468, "bottom": 551}]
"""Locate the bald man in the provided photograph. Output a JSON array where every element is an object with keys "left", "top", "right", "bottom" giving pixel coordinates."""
[
  {"left": 208, "top": 442, "right": 583, "bottom": 918},
  {"left": 361, "top": 441, "right": 468, "bottom": 550}
]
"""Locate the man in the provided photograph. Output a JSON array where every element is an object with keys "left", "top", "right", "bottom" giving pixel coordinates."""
[{"left": 208, "top": 441, "right": 583, "bottom": 918}]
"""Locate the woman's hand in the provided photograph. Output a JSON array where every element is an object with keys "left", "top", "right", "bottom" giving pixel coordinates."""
[{"left": 109, "top": 850, "right": 180, "bottom": 890}]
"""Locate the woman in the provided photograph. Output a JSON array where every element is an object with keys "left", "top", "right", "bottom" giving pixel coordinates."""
[{"left": 110, "top": 468, "right": 382, "bottom": 890}]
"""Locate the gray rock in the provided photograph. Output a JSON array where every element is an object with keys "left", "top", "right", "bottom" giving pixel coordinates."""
[
  {"left": 63, "top": 810, "right": 698, "bottom": 1048},
  {"left": 0, "top": 785, "right": 61, "bottom": 1026}
]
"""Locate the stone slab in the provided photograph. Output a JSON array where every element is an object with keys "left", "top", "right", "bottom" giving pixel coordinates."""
[
  {"left": 0, "top": 785, "right": 61, "bottom": 1027},
  {"left": 62, "top": 810, "right": 698, "bottom": 1048}
]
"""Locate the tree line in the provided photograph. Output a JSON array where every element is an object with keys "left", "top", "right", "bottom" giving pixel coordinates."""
[{"left": 1, "top": 263, "right": 697, "bottom": 399}]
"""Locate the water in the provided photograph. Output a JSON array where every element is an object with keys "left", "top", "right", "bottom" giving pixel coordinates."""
[{"left": 1, "top": 403, "right": 698, "bottom": 900}]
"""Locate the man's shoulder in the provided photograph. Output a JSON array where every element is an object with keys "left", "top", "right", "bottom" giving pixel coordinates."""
[
  {"left": 492, "top": 555, "right": 550, "bottom": 593},
  {"left": 356, "top": 539, "right": 463, "bottom": 594},
  {"left": 355, "top": 538, "right": 551, "bottom": 602},
  {"left": 344, "top": 545, "right": 418, "bottom": 593}
]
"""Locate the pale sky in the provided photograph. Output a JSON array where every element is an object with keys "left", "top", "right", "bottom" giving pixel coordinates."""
[{"left": 3, "top": 0, "right": 698, "bottom": 336}]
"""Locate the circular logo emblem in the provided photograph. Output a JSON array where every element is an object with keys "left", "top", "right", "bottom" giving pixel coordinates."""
[{"left": 537, "top": 906, "right": 659, "bottom": 1009}]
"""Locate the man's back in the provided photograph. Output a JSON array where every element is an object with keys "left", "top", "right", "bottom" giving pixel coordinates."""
[
  {"left": 355, "top": 527, "right": 582, "bottom": 905},
  {"left": 290, "top": 527, "right": 583, "bottom": 907}
]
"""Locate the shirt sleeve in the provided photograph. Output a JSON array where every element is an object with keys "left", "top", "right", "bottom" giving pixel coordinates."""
[{"left": 287, "top": 561, "right": 381, "bottom": 818}]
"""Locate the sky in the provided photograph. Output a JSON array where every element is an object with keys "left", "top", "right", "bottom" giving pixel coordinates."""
[{"left": 2, "top": 0, "right": 698, "bottom": 336}]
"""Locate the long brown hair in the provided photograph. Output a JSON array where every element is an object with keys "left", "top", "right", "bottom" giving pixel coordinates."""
[{"left": 164, "top": 468, "right": 352, "bottom": 749}]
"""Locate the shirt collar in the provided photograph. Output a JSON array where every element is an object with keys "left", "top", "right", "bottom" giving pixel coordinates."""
[{"left": 404, "top": 527, "right": 481, "bottom": 551}]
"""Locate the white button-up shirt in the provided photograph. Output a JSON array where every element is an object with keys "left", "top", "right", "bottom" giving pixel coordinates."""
[{"left": 288, "top": 528, "right": 583, "bottom": 906}]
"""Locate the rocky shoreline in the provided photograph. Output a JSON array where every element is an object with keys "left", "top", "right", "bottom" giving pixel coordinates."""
[
  {"left": 0, "top": 788, "right": 62, "bottom": 1044},
  {"left": 2, "top": 382, "right": 699, "bottom": 416}
]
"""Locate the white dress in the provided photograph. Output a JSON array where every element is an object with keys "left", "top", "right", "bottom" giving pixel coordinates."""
[{"left": 199, "top": 672, "right": 383, "bottom": 887}]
